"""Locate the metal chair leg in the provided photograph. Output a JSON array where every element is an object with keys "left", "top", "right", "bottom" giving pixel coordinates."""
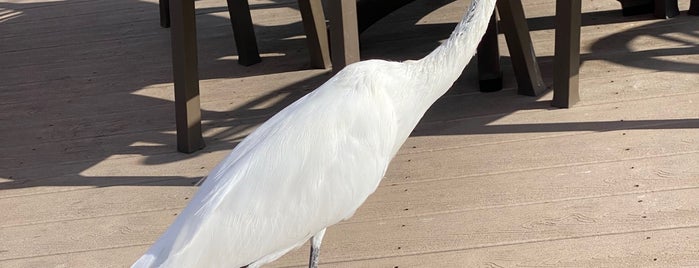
[
  {"left": 497, "top": 0, "right": 546, "bottom": 96},
  {"left": 327, "top": 0, "right": 360, "bottom": 72},
  {"left": 298, "top": 0, "right": 332, "bottom": 69},
  {"left": 552, "top": 0, "right": 581, "bottom": 108},
  {"left": 227, "top": 0, "right": 262, "bottom": 66},
  {"left": 170, "top": 0, "right": 205, "bottom": 153}
]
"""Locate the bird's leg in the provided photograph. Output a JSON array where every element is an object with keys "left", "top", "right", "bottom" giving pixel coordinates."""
[{"left": 308, "top": 228, "right": 327, "bottom": 268}]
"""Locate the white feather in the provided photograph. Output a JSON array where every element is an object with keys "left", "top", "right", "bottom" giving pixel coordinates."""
[{"left": 133, "top": 0, "right": 496, "bottom": 266}]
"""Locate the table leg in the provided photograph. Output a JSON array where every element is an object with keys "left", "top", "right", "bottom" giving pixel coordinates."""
[
  {"left": 327, "top": 0, "right": 360, "bottom": 71},
  {"left": 170, "top": 0, "right": 205, "bottom": 153},
  {"left": 552, "top": 0, "right": 581, "bottom": 108}
]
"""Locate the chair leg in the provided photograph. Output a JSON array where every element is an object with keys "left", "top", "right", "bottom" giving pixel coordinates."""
[
  {"left": 159, "top": 0, "right": 170, "bottom": 28},
  {"left": 653, "top": 0, "right": 679, "bottom": 18},
  {"left": 496, "top": 0, "right": 546, "bottom": 96},
  {"left": 298, "top": 0, "right": 331, "bottom": 69},
  {"left": 327, "top": 0, "right": 360, "bottom": 72},
  {"left": 552, "top": 0, "right": 581, "bottom": 108},
  {"left": 226, "top": 0, "right": 262, "bottom": 66},
  {"left": 477, "top": 13, "right": 503, "bottom": 92},
  {"left": 170, "top": 0, "right": 205, "bottom": 153}
]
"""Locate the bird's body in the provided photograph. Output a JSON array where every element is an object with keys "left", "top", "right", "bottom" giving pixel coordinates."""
[{"left": 133, "top": 0, "right": 495, "bottom": 267}]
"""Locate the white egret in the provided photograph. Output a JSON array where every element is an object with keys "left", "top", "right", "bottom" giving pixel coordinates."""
[{"left": 133, "top": 0, "right": 496, "bottom": 267}]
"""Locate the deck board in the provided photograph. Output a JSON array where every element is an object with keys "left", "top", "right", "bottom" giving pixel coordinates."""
[{"left": 1, "top": 0, "right": 698, "bottom": 267}]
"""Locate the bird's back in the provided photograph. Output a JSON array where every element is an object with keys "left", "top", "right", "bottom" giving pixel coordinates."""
[{"left": 133, "top": 61, "right": 407, "bottom": 267}]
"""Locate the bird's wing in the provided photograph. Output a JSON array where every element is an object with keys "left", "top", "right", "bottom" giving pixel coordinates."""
[{"left": 137, "top": 62, "right": 400, "bottom": 267}]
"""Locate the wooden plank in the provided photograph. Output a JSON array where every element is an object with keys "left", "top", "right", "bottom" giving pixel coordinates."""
[
  {"left": 0, "top": 186, "right": 195, "bottom": 228},
  {"left": 409, "top": 90, "right": 699, "bottom": 151},
  {"left": 3, "top": 150, "right": 697, "bottom": 228},
  {"left": 2, "top": 188, "right": 697, "bottom": 265},
  {"left": 311, "top": 227, "right": 699, "bottom": 267},
  {"left": 0, "top": 245, "right": 149, "bottom": 268},
  {"left": 3, "top": 91, "right": 697, "bottom": 196},
  {"left": 3, "top": 86, "right": 696, "bottom": 174},
  {"left": 2, "top": 227, "right": 695, "bottom": 267},
  {"left": 0, "top": 209, "right": 179, "bottom": 262},
  {"left": 357, "top": 152, "right": 699, "bottom": 221},
  {"left": 3, "top": 65, "right": 696, "bottom": 149},
  {"left": 392, "top": 125, "right": 699, "bottom": 185},
  {"left": 278, "top": 189, "right": 699, "bottom": 265}
]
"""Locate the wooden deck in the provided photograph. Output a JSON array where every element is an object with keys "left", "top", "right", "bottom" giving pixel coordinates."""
[{"left": 1, "top": 0, "right": 698, "bottom": 267}]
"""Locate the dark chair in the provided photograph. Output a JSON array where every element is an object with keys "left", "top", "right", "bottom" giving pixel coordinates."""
[{"left": 158, "top": 0, "right": 330, "bottom": 68}]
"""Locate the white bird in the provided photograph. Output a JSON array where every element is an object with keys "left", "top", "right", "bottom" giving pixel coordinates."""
[{"left": 133, "top": 0, "right": 496, "bottom": 267}]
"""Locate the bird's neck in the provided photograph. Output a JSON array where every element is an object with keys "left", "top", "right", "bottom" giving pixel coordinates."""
[{"left": 414, "top": 0, "right": 496, "bottom": 100}]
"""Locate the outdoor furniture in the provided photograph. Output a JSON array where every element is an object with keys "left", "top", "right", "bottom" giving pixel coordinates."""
[
  {"left": 477, "top": 0, "right": 546, "bottom": 96},
  {"left": 160, "top": 0, "right": 329, "bottom": 68},
  {"left": 327, "top": 0, "right": 545, "bottom": 96},
  {"left": 163, "top": 0, "right": 330, "bottom": 153},
  {"left": 552, "top": 0, "right": 581, "bottom": 108},
  {"left": 166, "top": 0, "right": 579, "bottom": 153}
]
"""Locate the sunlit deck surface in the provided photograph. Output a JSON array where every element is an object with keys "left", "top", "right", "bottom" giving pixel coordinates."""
[{"left": 2, "top": 0, "right": 698, "bottom": 266}]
